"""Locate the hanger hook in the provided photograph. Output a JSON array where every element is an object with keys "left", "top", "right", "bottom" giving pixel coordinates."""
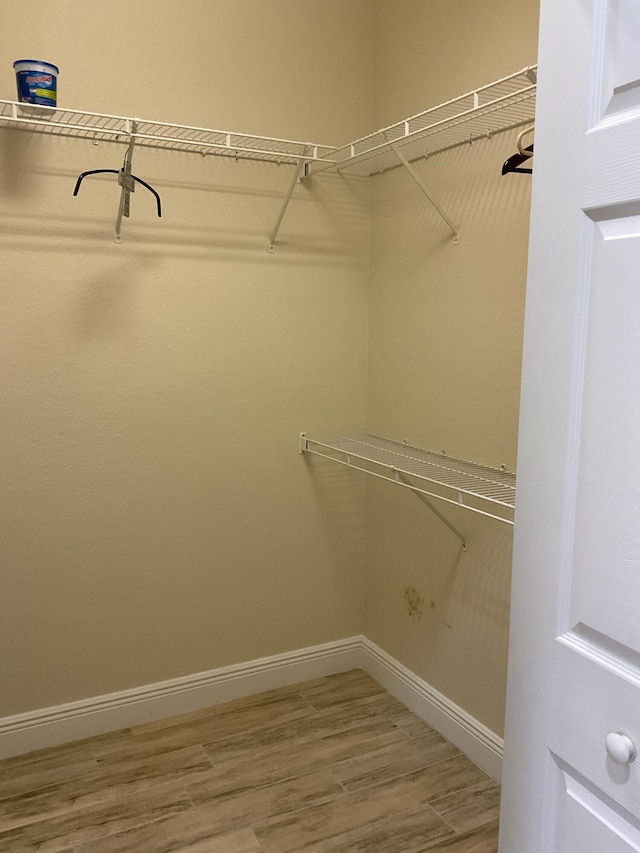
[{"left": 517, "top": 125, "right": 535, "bottom": 156}]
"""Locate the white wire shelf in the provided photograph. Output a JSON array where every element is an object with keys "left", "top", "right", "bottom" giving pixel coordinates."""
[
  {"left": 0, "top": 100, "right": 337, "bottom": 166},
  {"left": 0, "top": 64, "right": 535, "bottom": 246},
  {"left": 300, "top": 433, "right": 516, "bottom": 525},
  {"left": 0, "top": 66, "right": 535, "bottom": 172},
  {"left": 313, "top": 66, "right": 537, "bottom": 177}
]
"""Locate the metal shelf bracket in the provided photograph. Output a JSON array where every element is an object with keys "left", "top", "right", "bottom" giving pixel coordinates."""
[
  {"left": 269, "top": 151, "right": 309, "bottom": 252},
  {"left": 394, "top": 470, "right": 467, "bottom": 550},
  {"left": 390, "top": 143, "right": 459, "bottom": 244}
]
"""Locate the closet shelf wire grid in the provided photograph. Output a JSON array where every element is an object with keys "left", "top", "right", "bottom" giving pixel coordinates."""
[
  {"left": 0, "top": 101, "right": 337, "bottom": 165},
  {"left": 301, "top": 434, "right": 516, "bottom": 525},
  {"left": 312, "top": 65, "right": 537, "bottom": 176},
  {"left": 0, "top": 65, "right": 535, "bottom": 172}
]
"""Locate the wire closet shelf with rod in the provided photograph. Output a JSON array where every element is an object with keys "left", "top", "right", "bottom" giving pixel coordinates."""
[{"left": 0, "top": 65, "right": 536, "bottom": 246}]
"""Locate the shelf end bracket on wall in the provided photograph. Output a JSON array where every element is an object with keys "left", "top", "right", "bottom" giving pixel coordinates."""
[
  {"left": 389, "top": 143, "right": 459, "bottom": 245},
  {"left": 269, "top": 151, "right": 309, "bottom": 252}
]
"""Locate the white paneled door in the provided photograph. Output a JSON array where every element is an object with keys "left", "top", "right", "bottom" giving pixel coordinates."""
[{"left": 500, "top": 1, "right": 640, "bottom": 851}]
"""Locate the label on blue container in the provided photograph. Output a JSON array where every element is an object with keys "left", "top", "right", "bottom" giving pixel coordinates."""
[{"left": 16, "top": 70, "right": 57, "bottom": 105}]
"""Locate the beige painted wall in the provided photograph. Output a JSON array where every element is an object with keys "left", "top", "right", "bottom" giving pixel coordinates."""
[
  {"left": 1, "top": 1, "right": 539, "bottom": 741},
  {"left": 0, "top": 1, "right": 372, "bottom": 715},
  {"left": 364, "top": 0, "right": 539, "bottom": 736}
]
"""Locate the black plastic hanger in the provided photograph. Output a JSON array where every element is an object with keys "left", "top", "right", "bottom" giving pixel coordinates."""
[
  {"left": 73, "top": 128, "right": 162, "bottom": 242},
  {"left": 501, "top": 144, "right": 533, "bottom": 175},
  {"left": 502, "top": 126, "right": 534, "bottom": 176},
  {"left": 73, "top": 169, "right": 162, "bottom": 217}
]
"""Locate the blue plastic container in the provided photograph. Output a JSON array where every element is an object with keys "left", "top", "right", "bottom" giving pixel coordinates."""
[{"left": 13, "top": 59, "right": 59, "bottom": 107}]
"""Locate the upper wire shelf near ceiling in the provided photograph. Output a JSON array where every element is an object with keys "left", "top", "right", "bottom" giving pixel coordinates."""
[
  {"left": 312, "top": 66, "right": 537, "bottom": 177},
  {"left": 0, "top": 100, "right": 337, "bottom": 166},
  {"left": 0, "top": 65, "right": 536, "bottom": 246}
]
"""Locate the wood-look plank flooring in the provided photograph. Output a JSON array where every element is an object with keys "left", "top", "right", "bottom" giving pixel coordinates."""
[{"left": 0, "top": 670, "right": 500, "bottom": 852}]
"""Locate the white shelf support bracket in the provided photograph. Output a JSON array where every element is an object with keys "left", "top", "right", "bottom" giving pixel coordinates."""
[
  {"left": 114, "top": 120, "right": 138, "bottom": 244},
  {"left": 269, "top": 151, "right": 309, "bottom": 252},
  {"left": 389, "top": 143, "right": 459, "bottom": 244},
  {"left": 395, "top": 470, "right": 467, "bottom": 550}
]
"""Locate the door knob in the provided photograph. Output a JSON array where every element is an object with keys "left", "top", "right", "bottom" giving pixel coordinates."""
[{"left": 605, "top": 732, "right": 636, "bottom": 765}]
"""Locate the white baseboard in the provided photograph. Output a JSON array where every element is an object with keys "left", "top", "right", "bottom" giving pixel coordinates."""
[
  {"left": 0, "top": 637, "right": 362, "bottom": 760},
  {"left": 359, "top": 637, "right": 504, "bottom": 781},
  {"left": 0, "top": 634, "right": 503, "bottom": 780}
]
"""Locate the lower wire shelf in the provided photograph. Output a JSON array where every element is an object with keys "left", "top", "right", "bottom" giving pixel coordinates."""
[{"left": 300, "top": 433, "right": 516, "bottom": 527}]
